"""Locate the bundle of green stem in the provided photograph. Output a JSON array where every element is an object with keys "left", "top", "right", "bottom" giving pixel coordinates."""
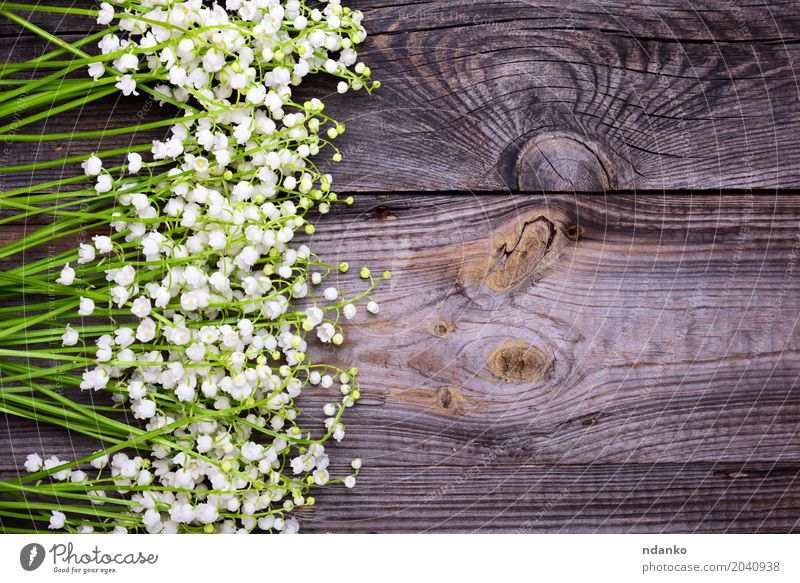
[{"left": 0, "top": 0, "right": 382, "bottom": 533}]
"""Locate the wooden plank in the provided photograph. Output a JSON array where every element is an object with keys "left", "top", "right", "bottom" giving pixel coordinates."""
[
  {"left": 1, "top": 194, "right": 799, "bottom": 463},
  {"left": 296, "top": 194, "right": 800, "bottom": 466},
  {"left": 2, "top": 2, "right": 800, "bottom": 192},
  {"left": 1, "top": 195, "right": 798, "bottom": 532},
  {"left": 3, "top": 426, "right": 797, "bottom": 532},
  {"left": 298, "top": 463, "right": 800, "bottom": 533}
]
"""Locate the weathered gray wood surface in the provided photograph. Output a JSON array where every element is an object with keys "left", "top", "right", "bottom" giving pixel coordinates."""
[
  {"left": 1, "top": 195, "right": 799, "bottom": 532},
  {"left": 298, "top": 194, "right": 800, "bottom": 532},
  {"left": 1, "top": 2, "right": 799, "bottom": 532},
  {"left": 2, "top": 1, "right": 800, "bottom": 192}
]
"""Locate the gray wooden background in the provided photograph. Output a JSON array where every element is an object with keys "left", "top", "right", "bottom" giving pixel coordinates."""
[{"left": 1, "top": 1, "right": 799, "bottom": 532}]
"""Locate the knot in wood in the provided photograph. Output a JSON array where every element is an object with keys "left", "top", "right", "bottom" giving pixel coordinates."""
[
  {"left": 516, "top": 132, "right": 612, "bottom": 192},
  {"left": 431, "top": 320, "right": 453, "bottom": 338},
  {"left": 565, "top": 224, "right": 584, "bottom": 242},
  {"left": 434, "top": 386, "right": 465, "bottom": 413},
  {"left": 487, "top": 339, "right": 552, "bottom": 384},
  {"left": 485, "top": 215, "right": 556, "bottom": 291}
]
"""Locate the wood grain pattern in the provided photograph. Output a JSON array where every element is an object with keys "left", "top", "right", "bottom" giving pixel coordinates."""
[
  {"left": 1, "top": 1, "right": 799, "bottom": 533},
  {"left": 2, "top": 1, "right": 800, "bottom": 191},
  {"left": 1, "top": 195, "right": 798, "bottom": 532},
  {"left": 299, "top": 463, "right": 800, "bottom": 533}
]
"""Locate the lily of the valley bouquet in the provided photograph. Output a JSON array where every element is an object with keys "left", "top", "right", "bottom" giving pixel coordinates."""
[{"left": 0, "top": 0, "right": 385, "bottom": 534}]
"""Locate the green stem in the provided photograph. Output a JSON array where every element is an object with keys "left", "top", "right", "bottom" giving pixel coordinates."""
[{"left": 0, "top": 3, "right": 97, "bottom": 16}]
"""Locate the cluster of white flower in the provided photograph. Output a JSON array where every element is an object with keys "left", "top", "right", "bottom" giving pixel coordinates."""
[{"left": 28, "top": 0, "right": 383, "bottom": 534}]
